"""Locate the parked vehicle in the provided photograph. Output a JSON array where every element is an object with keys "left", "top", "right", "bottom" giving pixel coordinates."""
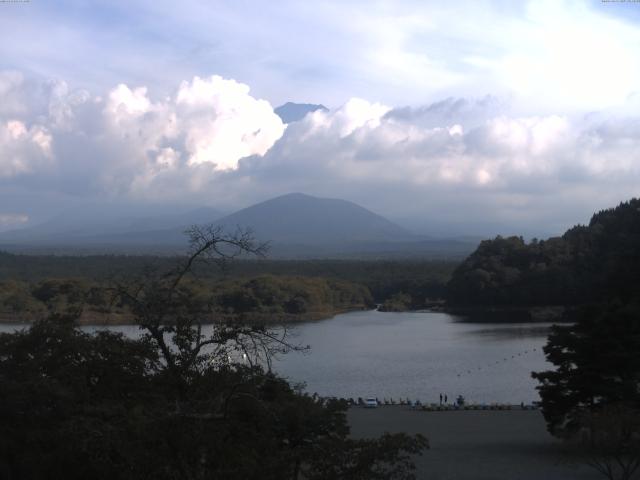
[{"left": 364, "top": 397, "right": 378, "bottom": 408}]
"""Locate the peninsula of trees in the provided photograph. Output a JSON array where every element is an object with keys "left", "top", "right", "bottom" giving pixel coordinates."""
[{"left": 447, "top": 198, "right": 640, "bottom": 309}]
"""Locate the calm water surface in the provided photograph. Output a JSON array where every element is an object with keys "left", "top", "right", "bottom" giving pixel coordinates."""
[
  {"left": 0, "top": 310, "right": 554, "bottom": 404},
  {"left": 274, "top": 310, "right": 553, "bottom": 404}
]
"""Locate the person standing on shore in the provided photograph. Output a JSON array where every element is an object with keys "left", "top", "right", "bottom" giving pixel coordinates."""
[
  {"left": 445, "top": 394, "right": 448, "bottom": 404},
  {"left": 439, "top": 393, "right": 443, "bottom": 405}
]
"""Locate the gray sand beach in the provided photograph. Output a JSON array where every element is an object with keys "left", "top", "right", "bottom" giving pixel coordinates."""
[{"left": 349, "top": 407, "right": 602, "bottom": 480}]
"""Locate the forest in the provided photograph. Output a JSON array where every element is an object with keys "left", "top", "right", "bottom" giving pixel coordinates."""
[
  {"left": 447, "top": 198, "right": 640, "bottom": 308},
  {"left": 0, "top": 275, "right": 376, "bottom": 324},
  {"left": 3, "top": 198, "right": 640, "bottom": 323},
  {"left": 0, "top": 254, "right": 455, "bottom": 323}
]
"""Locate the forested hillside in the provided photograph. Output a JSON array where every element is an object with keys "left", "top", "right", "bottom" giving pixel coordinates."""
[
  {"left": 0, "top": 275, "right": 374, "bottom": 324},
  {"left": 0, "top": 253, "right": 455, "bottom": 307},
  {"left": 447, "top": 198, "right": 640, "bottom": 306}
]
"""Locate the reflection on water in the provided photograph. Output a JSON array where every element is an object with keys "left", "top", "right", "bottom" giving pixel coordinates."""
[
  {"left": 462, "top": 325, "right": 553, "bottom": 340},
  {"left": 0, "top": 310, "right": 556, "bottom": 404},
  {"left": 0, "top": 323, "right": 29, "bottom": 334},
  {"left": 273, "top": 310, "right": 554, "bottom": 404}
]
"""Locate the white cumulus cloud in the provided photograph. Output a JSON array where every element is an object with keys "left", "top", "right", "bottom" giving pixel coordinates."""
[
  {"left": 2, "top": 70, "right": 640, "bottom": 235},
  {"left": 0, "top": 119, "right": 52, "bottom": 178},
  {"left": 0, "top": 73, "right": 285, "bottom": 196},
  {"left": 175, "top": 76, "right": 285, "bottom": 169}
]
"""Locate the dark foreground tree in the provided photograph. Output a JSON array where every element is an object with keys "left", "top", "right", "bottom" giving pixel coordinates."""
[
  {"left": 0, "top": 226, "right": 427, "bottom": 480},
  {"left": 575, "top": 403, "right": 640, "bottom": 480},
  {"left": 532, "top": 302, "right": 640, "bottom": 436},
  {"left": 533, "top": 302, "right": 640, "bottom": 480}
]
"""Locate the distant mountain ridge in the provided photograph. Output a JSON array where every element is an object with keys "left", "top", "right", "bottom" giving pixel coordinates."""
[
  {"left": 0, "top": 207, "right": 224, "bottom": 245},
  {"left": 0, "top": 193, "right": 479, "bottom": 259},
  {"left": 213, "top": 193, "right": 415, "bottom": 245}
]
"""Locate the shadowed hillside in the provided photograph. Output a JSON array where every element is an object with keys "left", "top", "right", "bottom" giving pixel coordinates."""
[
  {"left": 214, "top": 193, "right": 415, "bottom": 245},
  {"left": 447, "top": 198, "right": 640, "bottom": 307}
]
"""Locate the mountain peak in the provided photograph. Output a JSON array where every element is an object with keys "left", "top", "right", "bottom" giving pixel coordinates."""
[
  {"left": 214, "top": 193, "right": 413, "bottom": 245},
  {"left": 274, "top": 103, "right": 328, "bottom": 123},
  {"left": 271, "top": 192, "right": 313, "bottom": 200}
]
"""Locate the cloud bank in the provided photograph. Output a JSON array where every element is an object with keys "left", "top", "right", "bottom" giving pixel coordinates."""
[
  {"left": 1, "top": 71, "right": 285, "bottom": 193},
  {"left": 3, "top": 1, "right": 640, "bottom": 112},
  {"left": 2, "top": 70, "right": 640, "bottom": 235}
]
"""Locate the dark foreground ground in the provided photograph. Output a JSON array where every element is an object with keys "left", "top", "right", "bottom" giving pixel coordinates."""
[{"left": 348, "top": 407, "right": 602, "bottom": 480}]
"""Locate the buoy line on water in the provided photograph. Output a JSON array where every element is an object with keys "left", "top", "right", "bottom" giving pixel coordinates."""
[{"left": 455, "top": 347, "right": 540, "bottom": 378}]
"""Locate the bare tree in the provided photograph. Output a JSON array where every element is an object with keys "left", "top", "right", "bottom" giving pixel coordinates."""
[{"left": 110, "top": 225, "right": 305, "bottom": 396}]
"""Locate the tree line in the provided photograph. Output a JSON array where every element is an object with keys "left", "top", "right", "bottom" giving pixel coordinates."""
[
  {"left": 447, "top": 198, "right": 640, "bottom": 308},
  {"left": 0, "top": 274, "right": 374, "bottom": 324},
  {"left": 0, "top": 253, "right": 456, "bottom": 320},
  {"left": 516, "top": 200, "right": 640, "bottom": 480}
]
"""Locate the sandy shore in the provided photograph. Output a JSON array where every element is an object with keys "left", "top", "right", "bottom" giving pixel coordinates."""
[{"left": 348, "top": 406, "right": 601, "bottom": 480}]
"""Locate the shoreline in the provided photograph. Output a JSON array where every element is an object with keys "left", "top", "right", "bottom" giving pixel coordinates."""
[
  {"left": 441, "top": 305, "right": 572, "bottom": 323},
  {"left": 0, "top": 305, "right": 373, "bottom": 326},
  {"left": 0, "top": 304, "right": 574, "bottom": 326},
  {"left": 348, "top": 406, "right": 599, "bottom": 480},
  {"left": 430, "top": 304, "right": 570, "bottom": 322},
  {"left": 374, "top": 303, "right": 572, "bottom": 323}
]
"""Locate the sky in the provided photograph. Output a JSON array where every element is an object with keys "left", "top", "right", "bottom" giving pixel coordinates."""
[{"left": 1, "top": 0, "right": 640, "bottom": 236}]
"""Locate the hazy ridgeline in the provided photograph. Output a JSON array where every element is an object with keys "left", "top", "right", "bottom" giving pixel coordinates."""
[{"left": 0, "top": 193, "right": 479, "bottom": 260}]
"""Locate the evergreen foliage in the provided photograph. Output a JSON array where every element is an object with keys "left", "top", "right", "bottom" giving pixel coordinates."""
[
  {"left": 447, "top": 198, "right": 640, "bottom": 306},
  {"left": 532, "top": 301, "right": 640, "bottom": 437}
]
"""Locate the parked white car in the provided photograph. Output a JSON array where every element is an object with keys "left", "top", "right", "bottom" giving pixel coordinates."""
[{"left": 364, "top": 397, "right": 378, "bottom": 408}]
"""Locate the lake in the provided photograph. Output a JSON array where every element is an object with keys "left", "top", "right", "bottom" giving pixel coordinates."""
[
  {"left": 0, "top": 310, "right": 554, "bottom": 404},
  {"left": 274, "top": 310, "right": 553, "bottom": 405}
]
